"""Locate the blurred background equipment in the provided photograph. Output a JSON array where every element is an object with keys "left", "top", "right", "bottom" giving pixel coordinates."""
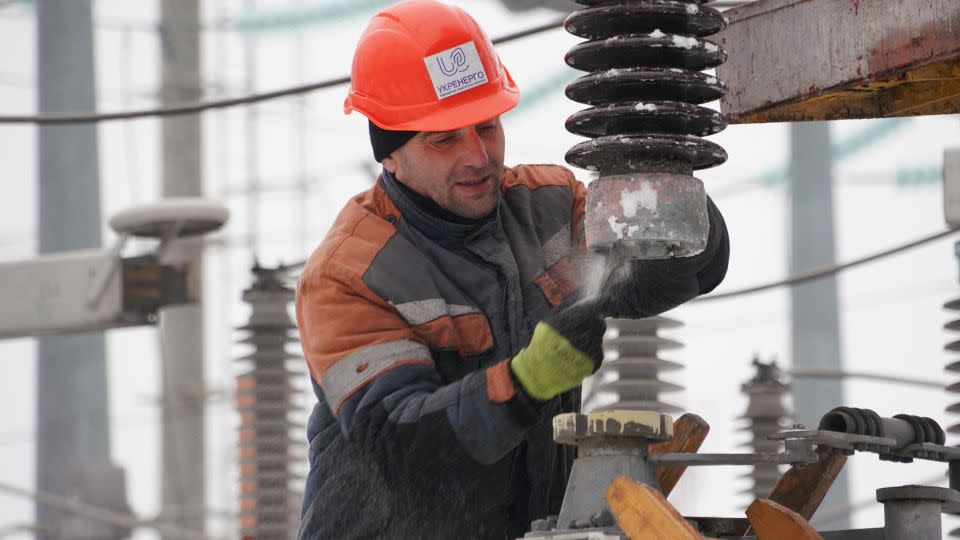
[
  {"left": 235, "top": 262, "right": 305, "bottom": 540},
  {"left": 0, "top": 0, "right": 959, "bottom": 537},
  {"left": 739, "top": 357, "right": 791, "bottom": 502}
]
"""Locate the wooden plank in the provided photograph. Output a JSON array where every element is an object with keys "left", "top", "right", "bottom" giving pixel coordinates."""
[
  {"left": 767, "top": 446, "right": 847, "bottom": 520},
  {"left": 746, "top": 498, "right": 823, "bottom": 540},
  {"left": 649, "top": 413, "right": 710, "bottom": 496},
  {"left": 606, "top": 476, "right": 713, "bottom": 540}
]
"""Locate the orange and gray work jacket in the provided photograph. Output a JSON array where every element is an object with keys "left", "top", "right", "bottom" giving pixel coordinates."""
[{"left": 295, "top": 164, "right": 586, "bottom": 539}]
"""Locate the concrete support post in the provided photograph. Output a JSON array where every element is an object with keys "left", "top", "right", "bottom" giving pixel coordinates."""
[
  {"left": 159, "top": 1, "right": 206, "bottom": 536},
  {"left": 788, "top": 122, "right": 849, "bottom": 528},
  {"left": 35, "top": 1, "right": 119, "bottom": 538}
]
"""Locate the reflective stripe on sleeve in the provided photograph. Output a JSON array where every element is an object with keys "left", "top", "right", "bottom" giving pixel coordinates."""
[
  {"left": 321, "top": 339, "right": 433, "bottom": 412},
  {"left": 542, "top": 223, "right": 571, "bottom": 268},
  {"left": 393, "top": 299, "right": 479, "bottom": 326}
]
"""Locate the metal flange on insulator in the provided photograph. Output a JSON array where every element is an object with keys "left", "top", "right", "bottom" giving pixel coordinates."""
[{"left": 564, "top": 0, "right": 728, "bottom": 259}]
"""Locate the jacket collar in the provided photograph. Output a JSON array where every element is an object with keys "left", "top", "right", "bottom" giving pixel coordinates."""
[{"left": 379, "top": 168, "right": 499, "bottom": 247}]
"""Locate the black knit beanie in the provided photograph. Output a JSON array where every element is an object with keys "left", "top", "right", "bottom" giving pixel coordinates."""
[{"left": 369, "top": 121, "right": 418, "bottom": 162}]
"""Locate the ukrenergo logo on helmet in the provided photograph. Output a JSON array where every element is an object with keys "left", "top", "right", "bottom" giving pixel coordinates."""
[{"left": 424, "top": 41, "right": 488, "bottom": 100}]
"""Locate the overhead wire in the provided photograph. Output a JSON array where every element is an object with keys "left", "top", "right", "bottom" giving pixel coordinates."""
[
  {"left": 695, "top": 227, "right": 959, "bottom": 302},
  {"left": 0, "top": 479, "right": 210, "bottom": 540},
  {"left": 0, "top": 17, "right": 566, "bottom": 125},
  {"left": 788, "top": 368, "right": 944, "bottom": 390}
]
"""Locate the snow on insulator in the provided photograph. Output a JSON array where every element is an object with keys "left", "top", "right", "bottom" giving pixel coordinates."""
[
  {"left": 586, "top": 317, "right": 684, "bottom": 413},
  {"left": 236, "top": 262, "right": 305, "bottom": 540},
  {"left": 738, "top": 357, "right": 791, "bottom": 501}
]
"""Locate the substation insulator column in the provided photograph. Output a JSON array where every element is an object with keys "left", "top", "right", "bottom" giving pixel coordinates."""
[
  {"left": 944, "top": 242, "right": 960, "bottom": 537},
  {"left": 739, "top": 357, "right": 791, "bottom": 501},
  {"left": 588, "top": 317, "right": 684, "bottom": 413},
  {"left": 236, "top": 263, "right": 306, "bottom": 540},
  {"left": 564, "top": 0, "right": 729, "bottom": 259}
]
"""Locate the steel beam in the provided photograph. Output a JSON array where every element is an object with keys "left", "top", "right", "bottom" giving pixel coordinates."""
[{"left": 716, "top": 0, "right": 960, "bottom": 122}]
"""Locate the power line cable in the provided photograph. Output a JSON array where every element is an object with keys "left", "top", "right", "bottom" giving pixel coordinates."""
[
  {"left": 696, "top": 227, "right": 959, "bottom": 302},
  {"left": 710, "top": 118, "right": 915, "bottom": 198},
  {"left": 788, "top": 368, "right": 943, "bottom": 390},
  {"left": 0, "top": 480, "right": 210, "bottom": 540},
  {"left": 0, "top": 17, "right": 566, "bottom": 125}
]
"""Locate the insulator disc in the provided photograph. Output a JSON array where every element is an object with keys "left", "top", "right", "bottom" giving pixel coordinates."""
[
  {"left": 566, "top": 34, "right": 725, "bottom": 71},
  {"left": 574, "top": 0, "right": 709, "bottom": 6},
  {"left": 567, "top": 67, "right": 724, "bottom": 106},
  {"left": 565, "top": 2, "right": 726, "bottom": 39},
  {"left": 566, "top": 133, "right": 727, "bottom": 172},
  {"left": 566, "top": 101, "right": 726, "bottom": 137}
]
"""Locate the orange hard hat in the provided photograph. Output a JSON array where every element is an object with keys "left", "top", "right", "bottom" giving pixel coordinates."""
[{"left": 344, "top": 0, "right": 520, "bottom": 132}]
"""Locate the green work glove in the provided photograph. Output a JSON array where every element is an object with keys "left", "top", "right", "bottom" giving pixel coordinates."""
[{"left": 510, "top": 302, "right": 606, "bottom": 401}]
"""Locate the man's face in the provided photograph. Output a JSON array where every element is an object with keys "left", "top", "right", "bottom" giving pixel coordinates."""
[{"left": 382, "top": 117, "right": 505, "bottom": 220}]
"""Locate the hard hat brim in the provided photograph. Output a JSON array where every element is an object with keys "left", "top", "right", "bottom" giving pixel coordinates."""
[{"left": 346, "top": 67, "right": 521, "bottom": 133}]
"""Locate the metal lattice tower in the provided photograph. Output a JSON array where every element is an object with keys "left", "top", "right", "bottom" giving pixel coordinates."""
[
  {"left": 739, "top": 357, "right": 791, "bottom": 501},
  {"left": 588, "top": 317, "right": 684, "bottom": 413},
  {"left": 236, "top": 263, "right": 305, "bottom": 539}
]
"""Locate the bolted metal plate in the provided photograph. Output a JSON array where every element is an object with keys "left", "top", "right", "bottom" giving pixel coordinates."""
[
  {"left": 566, "top": 67, "right": 725, "bottom": 105},
  {"left": 565, "top": 1, "right": 726, "bottom": 39},
  {"left": 553, "top": 410, "right": 673, "bottom": 445},
  {"left": 566, "top": 34, "right": 725, "bottom": 72},
  {"left": 566, "top": 101, "right": 726, "bottom": 137}
]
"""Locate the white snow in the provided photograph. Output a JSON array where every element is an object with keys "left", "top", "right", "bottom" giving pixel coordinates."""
[
  {"left": 671, "top": 35, "right": 700, "bottom": 50},
  {"left": 620, "top": 183, "right": 658, "bottom": 218},
  {"left": 686, "top": 3, "right": 699, "bottom": 14},
  {"left": 607, "top": 216, "right": 627, "bottom": 239},
  {"left": 704, "top": 42, "right": 719, "bottom": 53},
  {"left": 634, "top": 102, "right": 657, "bottom": 112},
  {"left": 649, "top": 28, "right": 667, "bottom": 38}
]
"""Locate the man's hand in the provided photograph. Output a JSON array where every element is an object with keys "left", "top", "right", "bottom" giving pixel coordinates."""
[
  {"left": 598, "top": 195, "right": 729, "bottom": 319},
  {"left": 509, "top": 303, "right": 607, "bottom": 401}
]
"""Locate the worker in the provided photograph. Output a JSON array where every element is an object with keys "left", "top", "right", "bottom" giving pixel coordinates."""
[{"left": 295, "top": 1, "right": 729, "bottom": 538}]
